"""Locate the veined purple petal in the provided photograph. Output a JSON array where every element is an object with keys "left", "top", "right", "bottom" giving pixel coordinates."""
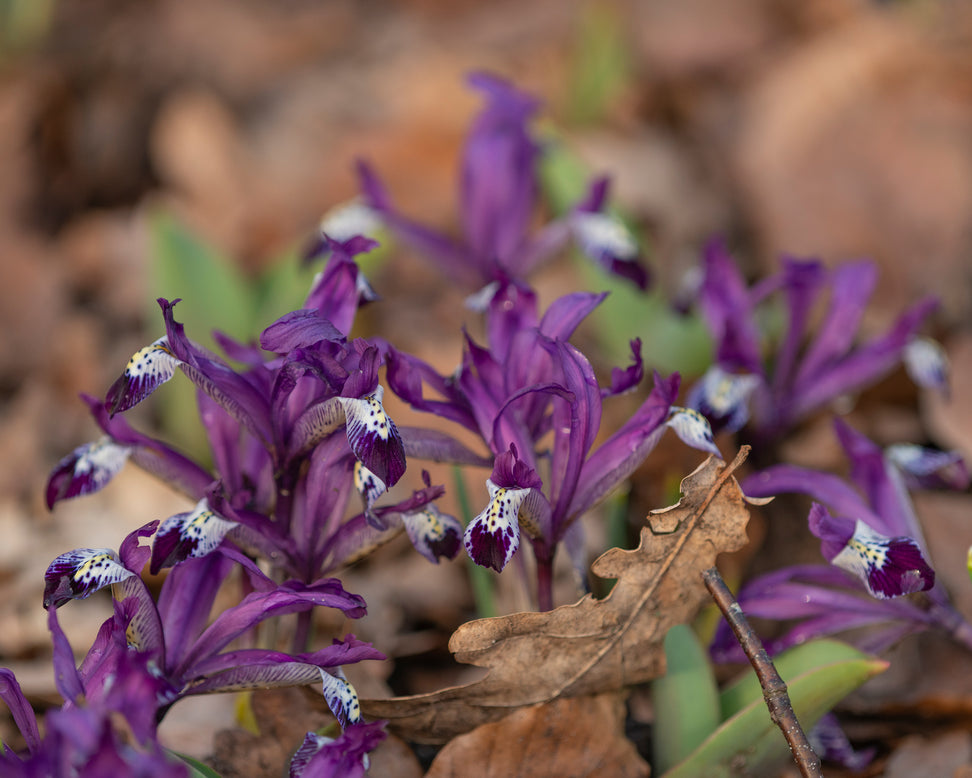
[
  {"left": 686, "top": 365, "right": 760, "bottom": 434},
  {"left": 105, "top": 337, "right": 180, "bottom": 415},
  {"left": 45, "top": 436, "right": 131, "bottom": 509},
  {"left": 0, "top": 670, "right": 41, "bottom": 754},
  {"left": 602, "top": 339, "right": 644, "bottom": 398},
  {"left": 831, "top": 520, "right": 935, "bottom": 599},
  {"left": 666, "top": 407, "right": 721, "bottom": 456},
  {"left": 260, "top": 309, "right": 345, "bottom": 353},
  {"left": 320, "top": 668, "right": 361, "bottom": 729},
  {"left": 903, "top": 336, "right": 949, "bottom": 395},
  {"left": 463, "top": 479, "right": 530, "bottom": 572},
  {"left": 398, "top": 426, "right": 492, "bottom": 467},
  {"left": 570, "top": 210, "right": 649, "bottom": 289},
  {"left": 290, "top": 721, "right": 387, "bottom": 778},
  {"left": 44, "top": 549, "right": 134, "bottom": 608},
  {"left": 402, "top": 504, "right": 462, "bottom": 563},
  {"left": 742, "top": 464, "right": 877, "bottom": 528},
  {"left": 150, "top": 499, "right": 238, "bottom": 574},
  {"left": 886, "top": 443, "right": 970, "bottom": 491}
]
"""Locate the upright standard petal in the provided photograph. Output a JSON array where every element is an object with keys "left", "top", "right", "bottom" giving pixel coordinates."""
[
  {"left": 105, "top": 337, "right": 180, "bottom": 415},
  {"left": 44, "top": 549, "right": 135, "bottom": 608},
  {"left": 150, "top": 499, "right": 239, "bottom": 574},
  {"left": 45, "top": 436, "right": 131, "bottom": 509}
]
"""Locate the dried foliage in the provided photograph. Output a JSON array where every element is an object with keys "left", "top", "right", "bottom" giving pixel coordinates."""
[{"left": 362, "top": 449, "right": 754, "bottom": 742}]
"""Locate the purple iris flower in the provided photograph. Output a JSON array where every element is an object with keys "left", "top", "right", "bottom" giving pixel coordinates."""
[
  {"left": 46, "top": 239, "right": 461, "bottom": 609},
  {"left": 351, "top": 72, "right": 649, "bottom": 294},
  {"left": 687, "top": 238, "right": 946, "bottom": 440},
  {"left": 712, "top": 419, "right": 972, "bottom": 662},
  {"left": 387, "top": 287, "right": 718, "bottom": 609}
]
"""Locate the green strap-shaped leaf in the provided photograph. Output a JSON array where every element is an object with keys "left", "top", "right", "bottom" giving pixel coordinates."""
[
  {"left": 651, "top": 624, "right": 721, "bottom": 772},
  {"left": 663, "top": 640, "right": 887, "bottom": 778}
]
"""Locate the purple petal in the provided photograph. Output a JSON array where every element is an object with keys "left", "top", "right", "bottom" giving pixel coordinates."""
[
  {"left": 398, "top": 426, "right": 492, "bottom": 467},
  {"left": 0, "top": 670, "right": 41, "bottom": 754},
  {"left": 741, "top": 464, "right": 876, "bottom": 527},
  {"left": 538, "top": 292, "right": 607, "bottom": 342},
  {"left": 810, "top": 713, "right": 876, "bottom": 771},
  {"left": 832, "top": 520, "right": 935, "bottom": 599},
  {"left": 462, "top": 72, "right": 541, "bottom": 268},
  {"left": 807, "top": 503, "right": 855, "bottom": 562},
  {"left": 402, "top": 504, "right": 463, "bottom": 563},
  {"left": 602, "top": 339, "right": 644, "bottom": 398},
  {"left": 45, "top": 436, "right": 131, "bottom": 509},
  {"left": 290, "top": 721, "right": 387, "bottom": 778},
  {"left": 44, "top": 548, "right": 134, "bottom": 608},
  {"left": 105, "top": 337, "right": 181, "bottom": 415},
  {"left": 47, "top": 607, "right": 84, "bottom": 704},
  {"left": 699, "top": 237, "right": 764, "bottom": 375},
  {"left": 260, "top": 309, "right": 345, "bottom": 353},
  {"left": 150, "top": 499, "right": 239, "bottom": 574}
]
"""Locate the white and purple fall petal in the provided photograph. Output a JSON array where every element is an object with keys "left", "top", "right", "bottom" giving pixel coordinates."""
[
  {"left": 105, "top": 337, "right": 181, "bottom": 415},
  {"left": 46, "top": 436, "right": 131, "bottom": 509},
  {"left": 666, "top": 407, "right": 721, "bottom": 457},
  {"left": 402, "top": 504, "right": 463, "bottom": 564},
  {"left": 319, "top": 668, "right": 361, "bottom": 730},
  {"left": 463, "top": 480, "right": 532, "bottom": 572},
  {"left": 686, "top": 365, "right": 760, "bottom": 433},
  {"left": 44, "top": 548, "right": 135, "bottom": 608},
  {"left": 831, "top": 519, "right": 935, "bottom": 599},
  {"left": 903, "top": 336, "right": 949, "bottom": 395},
  {"left": 150, "top": 499, "right": 238, "bottom": 573},
  {"left": 339, "top": 385, "right": 406, "bottom": 489}
]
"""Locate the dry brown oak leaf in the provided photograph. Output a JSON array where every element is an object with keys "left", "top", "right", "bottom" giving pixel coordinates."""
[{"left": 361, "top": 449, "right": 754, "bottom": 743}]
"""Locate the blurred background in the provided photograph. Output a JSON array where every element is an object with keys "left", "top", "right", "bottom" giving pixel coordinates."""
[{"left": 3, "top": 0, "right": 972, "bottom": 770}]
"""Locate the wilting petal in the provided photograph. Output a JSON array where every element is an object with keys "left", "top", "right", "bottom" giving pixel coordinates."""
[
  {"left": 885, "top": 443, "right": 970, "bottom": 491},
  {"left": 464, "top": 479, "right": 531, "bottom": 572},
  {"left": 402, "top": 504, "right": 463, "bottom": 563},
  {"left": 105, "top": 337, "right": 181, "bottom": 415},
  {"left": 339, "top": 386, "right": 406, "bottom": 489},
  {"left": 830, "top": 519, "right": 935, "bottom": 599},
  {"left": 46, "top": 436, "right": 131, "bottom": 509},
  {"left": 666, "top": 407, "right": 721, "bottom": 456},
  {"left": 903, "top": 336, "right": 949, "bottom": 395},
  {"left": 150, "top": 499, "right": 238, "bottom": 574},
  {"left": 44, "top": 549, "right": 134, "bottom": 608},
  {"left": 570, "top": 210, "right": 649, "bottom": 289},
  {"left": 320, "top": 668, "right": 361, "bottom": 729},
  {"left": 686, "top": 365, "right": 760, "bottom": 434}
]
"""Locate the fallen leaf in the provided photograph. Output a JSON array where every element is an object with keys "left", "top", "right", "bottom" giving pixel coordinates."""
[
  {"left": 424, "top": 692, "right": 649, "bottom": 778},
  {"left": 361, "top": 449, "right": 753, "bottom": 742}
]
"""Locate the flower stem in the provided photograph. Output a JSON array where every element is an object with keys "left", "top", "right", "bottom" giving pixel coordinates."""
[
  {"left": 703, "top": 566, "right": 822, "bottom": 778},
  {"left": 536, "top": 554, "right": 554, "bottom": 612}
]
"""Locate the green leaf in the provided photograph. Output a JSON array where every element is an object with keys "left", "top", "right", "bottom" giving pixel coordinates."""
[
  {"left": 663, "top": 640, "right": 888, "bottom": 778},
  {"left": 167, "top": 750, "right": 225, "bottom": 778},
  {"left": 566, "top": 3, "right": 632, "bottom": 125},
  {"left": 651, "top": 624, "right": 721, "bottom": 772}
]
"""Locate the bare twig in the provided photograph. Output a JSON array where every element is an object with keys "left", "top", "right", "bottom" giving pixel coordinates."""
[{"left": 703, "top": 566, "right": 823, "bottom": 778}]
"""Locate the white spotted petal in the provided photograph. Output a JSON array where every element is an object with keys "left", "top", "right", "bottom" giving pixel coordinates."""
[
  {"left": 463, "top": 480, "right": 530, "bottom": 572},
  {"left": 319, "top": 668, "right": 361, "bottom": 730},
  {"left": 46, "top": 436, "right": 131, "bottom": 509},
  {"left": 106, "top": 337, "right": 181, "bottom": 414},
  {"left": 150, "top": 499, "right": 238, "bottom": 573},
  {"left": 666, "top": 406, "right": 721, "bottom": 456},
  {"left": 44, "top": 548, "right": 134, "bottom": 608}
]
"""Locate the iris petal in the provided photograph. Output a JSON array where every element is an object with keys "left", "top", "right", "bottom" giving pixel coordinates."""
[
  {"left": 353, "top": 461, "right": 386, "bottom": 517},
  {"left": 402, "top": 504, "right": 462, "bottom": 563},
  {"left": 571, "top": 211, "right": 649, "bottom": 289},
  {"left": 831, "top": 520, "right": 935, "bottom": 599},
  {"left": 686, "top": 365, "right": 760, "bottom": 433},
  {"left": 463, "top": 480, "right": 529, "bottom": 572},
  {"left": 339, "top": 386, "right": 406, "bottom": 489},
  {"left": 319, "top": 668, "right": 361, "bottom": 729},
  {"left": 886, "top": 443, "right": 970, "bottom": 491},
  {"left": 150, "top": 499, "right": 238, "bottom": 573},
  {"left": 105, "top": 337, "right": 180, "bottom": 415},
  {"left": 44, "top": 548, "right": 134, "bottom": 608},
  {"left": 46, "top": 436, "right": 131, "bottom": 509},
  {"left": 666, "top": 407, "right": 721, "bottom": 456},
  {"left": 903, "top": 336, "right": 949, "bottom": 394}
]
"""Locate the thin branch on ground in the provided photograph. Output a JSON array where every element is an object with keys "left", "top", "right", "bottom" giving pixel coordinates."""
[{"left": 703, "top": 566, "right": 823, "bottom": 778}]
